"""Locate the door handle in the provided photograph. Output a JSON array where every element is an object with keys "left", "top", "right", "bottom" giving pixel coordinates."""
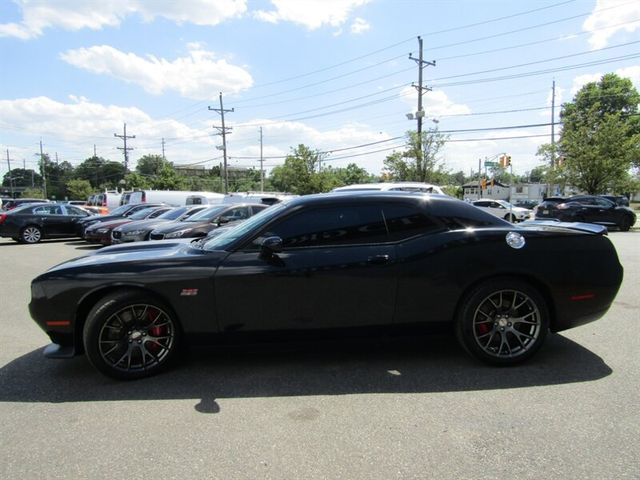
[{"left": 367, "top": 254, "right": 390, "bottom": 265}]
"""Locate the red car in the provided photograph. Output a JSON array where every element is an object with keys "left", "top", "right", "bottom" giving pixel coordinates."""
[{"left": 83, "top": 206, "right": 171, "bottom": 245}]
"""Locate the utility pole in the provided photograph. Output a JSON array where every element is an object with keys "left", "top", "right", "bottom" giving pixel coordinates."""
[
  {"left": 93, "top": 144, "right": 97, "bottom": 157},
  {"left": 259, "top": 127, "right": 264, "bottom": 193},
  {"left": 409, "top": 36, "right": 435, "bottom": 177},
  {"left": 6, "top": 149, "right": 14, "bottom": 197},
  {"left": 548, "top": 80, "right": 556, "bottom": 198},
  {"left": 114, "top": 123, "right": 135, "bottom": 171},
  {"left": 161, "top": 138, "right": 166, "bottom": 161},
  {"left": 39, "top": 139, "right": 47, "bottom": 199},
  {"left": 209, "top": 92, "right": 234, "bottom": 194}
]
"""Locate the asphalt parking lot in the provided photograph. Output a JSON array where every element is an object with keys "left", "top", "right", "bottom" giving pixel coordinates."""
[{"left": 0, "top": 233, "right": 638, "bottom": 480}]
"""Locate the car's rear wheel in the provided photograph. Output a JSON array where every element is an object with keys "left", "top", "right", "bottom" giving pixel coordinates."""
[
  {"left": 20, "top": 225, "right": 42, "bottom": 244},
  {"left": 456, "top": 279, "right": 549, "bottom": 365},
  {"left": 83, "top": 291, "right": 181, "bottom": 380}
]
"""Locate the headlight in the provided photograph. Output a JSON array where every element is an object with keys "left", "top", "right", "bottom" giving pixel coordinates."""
[
  {"left": 125, "top": 229, "right": 147, "bottom": 236},
  {"left": 97, "top": 228, "right": 109, "bottom": 233},
  {"left": 165, "top": 229, "right": 191, "bottom": 238}
]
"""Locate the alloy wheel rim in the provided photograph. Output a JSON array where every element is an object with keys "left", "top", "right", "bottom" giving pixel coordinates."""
[
  {"left": 23, "top": 227, "right": 41, "bottom": 243},
  {"left": 98, "top": 304, "right": 175, "bottom": 372},
  {"left": 472, "top": 289, "right": 541, "bottom": 358}
]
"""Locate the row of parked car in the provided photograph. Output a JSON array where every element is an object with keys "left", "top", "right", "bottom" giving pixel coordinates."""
[
  {"left": 0, "top": 191, "right": 635, "bottom": 245},
  {"left": 470, "top": 195, "right": 635, "bottom": 231},
  {"left": 0, "top": 201, "right": 268, "bottom": 245}
]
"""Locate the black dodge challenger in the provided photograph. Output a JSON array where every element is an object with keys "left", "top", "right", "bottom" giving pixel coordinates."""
[{"left": 29, "top": 192, "right": 623, "bottom": 379}]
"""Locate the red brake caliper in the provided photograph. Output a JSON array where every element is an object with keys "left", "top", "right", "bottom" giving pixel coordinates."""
[{"left": 147, "top": 308, "right": 166, "bottom": 354}]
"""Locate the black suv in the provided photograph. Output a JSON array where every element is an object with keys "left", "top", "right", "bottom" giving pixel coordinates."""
[{"left": 534, "top": 195, "right": 635, "bottom": 231}]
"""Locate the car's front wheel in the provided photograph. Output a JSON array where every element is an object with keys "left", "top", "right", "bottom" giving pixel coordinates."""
[
  {"left": 618, "top": 216, "right": 632, "bottom": 232},
  {"left": 83, "top": 291, "right": 181, "bottom": 380},
  {"left": 456, "top": 279, "right": 549, "bottom": 365},
  {"left": 504, "top": 213, "right": 516, "bottom": 222},
  {"left": 20, "top": 225, "right": 42, "bottom": 243}
]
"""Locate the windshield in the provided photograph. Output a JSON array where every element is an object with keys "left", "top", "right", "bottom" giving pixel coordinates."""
[
  {"left": 496, "top": 200, "right": 515, "bottom": 209},
  {"left": 185, "top": 205, "right": 227, "bottom": 222},
  {"left": 110, "top": 204, "right": 130, "bottom": 216},
  {"left": 129, "top": 207, "right": 159, "bottom": 220},
  {"left": 203, "top": 203, "right": 286, "bottom": 251},
  {"left": 157, "top": 207, "right": 188, "bottom": 220}
]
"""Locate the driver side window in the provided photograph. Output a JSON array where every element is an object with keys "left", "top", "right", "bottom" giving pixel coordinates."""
[{"left": 255, "top": 205, "right": 388, "bottom": 249}]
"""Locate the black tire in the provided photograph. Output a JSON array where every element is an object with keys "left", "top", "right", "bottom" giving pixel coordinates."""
[
  {"left": 456, "top": 278, "right": 549, "bottom": 366},
  {"left": 504, "top": 214, "right": 516, "bottom": 222},
  {"left": 618, "top": 216, "right": 632, "bottom": 232},
  {"left": 20, "top": 225, "right": 42, "bottom": 244},
  {"left": 83, "top": 291, "right": 181, "bottom": 380}
]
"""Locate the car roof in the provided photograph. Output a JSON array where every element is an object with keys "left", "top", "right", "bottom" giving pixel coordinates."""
[{"left": 332, "top": 182, "right": 443, "bottom": 192}]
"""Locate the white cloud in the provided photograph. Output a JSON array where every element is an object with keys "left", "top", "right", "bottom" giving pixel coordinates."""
[
  {"left": 254, "top": 0, "right": 371, "bottom": 30},
  {"left": 231, "top": 119, "right": 392, "bottom": 173},
  {"left": 570, "top": 66, "right": 640, "bottom": 95},
  {"left": 350, "top": 17, "right": 370, "bottom": 35},
  {"left": 570, "top": 73, "right": 602, "bottom": 95},
  {"left": 60, "top": 44, "right": 253, "bottom": 100},
  {"left": 0, "top": 96, "right": 395, "bottom": 175},
  {"left": 442, "top": 129, "right": 547, "bottom": 176},
  {"left": 0, "top": 96, "right": 217, "bottom": 167},
  {"left": 616, "top": 65, "right": 640, "bottom": 87},
  {"left": 582, "top": 0, "right": 640, "bottom": 50},
  {"left": 0, "top": 0, "right": 247, "bottom": 39},
  {"left": 400, "top": 87, "right": 471, "bottom": 118}
]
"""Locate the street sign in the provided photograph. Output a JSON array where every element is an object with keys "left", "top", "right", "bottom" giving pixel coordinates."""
[{"left": 484, "top": 161, "right": 498, "bottom": 166}]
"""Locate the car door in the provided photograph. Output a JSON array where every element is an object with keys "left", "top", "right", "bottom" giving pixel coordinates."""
[
  {"left": 61, "top": 205, "right": 90, "bottom": 235},
  {"left": 214, "top": 202, "right": 397, "bottom": 332},
  {"left": 590, "top": 197, "right": 618, "bottom": 224},
  {"left": 32, "top": 204, "right": 66, "bottom": 235}
]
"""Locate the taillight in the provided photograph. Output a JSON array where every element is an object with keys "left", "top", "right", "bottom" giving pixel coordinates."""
[
  {"left": 557, "top": 203, "right": 569, "bottom": 209},
  {"left": 0, "top": 213, "right": 6, "bottom": 224}
]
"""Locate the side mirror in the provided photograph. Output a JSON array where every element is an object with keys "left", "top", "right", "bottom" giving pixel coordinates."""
[{"left": 260, "top": 236, "right": 283, "bottom": 256}]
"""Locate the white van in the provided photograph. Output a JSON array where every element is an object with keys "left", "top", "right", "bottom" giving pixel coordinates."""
[
  {"left": 185, "top": 192, "right": 226, "bottom": 206},
  {"left": 124, "top": 190, "right": 212, "bottom": 207},
  {"left": 88, "top": 190, "right": 122, "bottom": 213},
  {"left": 222, "top": 192, "right": 296, "bottom": 206},
  {"left": 331, "top": 182, "right": 445, "bottom": 195}
]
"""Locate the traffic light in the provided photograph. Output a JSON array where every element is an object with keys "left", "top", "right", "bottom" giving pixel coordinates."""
[
  {"left": 490, "top": 179, "right": 495, "bottom": 187},
  {"left": 499, "top": 154, "right": 512, "bottom": 168},
  {"left": 481, "top": 178, "right": 487, "bottom": 189}
]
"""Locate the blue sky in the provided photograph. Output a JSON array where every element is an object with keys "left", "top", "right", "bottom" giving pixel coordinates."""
[{"left": 1, "top": 0, "right": 639, "bottom": 183}]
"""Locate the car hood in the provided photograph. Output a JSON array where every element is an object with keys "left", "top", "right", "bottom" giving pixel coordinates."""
[
  {"left": 44, "top": 239, "right": 213, "bottom": 274},
  {"left": 86, "top": 218, "right": 131, "bottom": 230},
  {"left": 152, "top": 220, "right": 210, "bottom": 234},
  {"left": 116, "top": 218, "right": 172, "bottom": 232}
]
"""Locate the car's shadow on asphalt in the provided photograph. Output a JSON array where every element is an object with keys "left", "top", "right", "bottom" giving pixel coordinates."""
[
  {"left": 0, "top": 333, "right": 612, "bottom": 413},
  {"left": 64, "top": 240, "right": 102, "bottom": 250}
]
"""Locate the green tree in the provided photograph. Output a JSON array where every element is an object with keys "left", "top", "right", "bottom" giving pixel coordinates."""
[
  {"left": 559, "top": 73, "right": 640, "bottom": 193},
  {"left": 269, "top": 144, "right": 327, "bottom": 194},
  {"left": 334, "top": 163, "right": 376, "bottom": 186},
  {"left": 65, "top": 179, "right": 93, "bottom": 200},
  {"left": 123, "top": 172, "right": 151, "bottom": 190},
  {"left": 21, "top": 187, "right": 45, "bottom": 199},
  {"left": 74, "top": 156, "right": 126, "bottom": 189},
  {"left": 136, "top": 154, "right": 172, "bottom": 177},
  {"left": 150, "top": 164, "right": 187, "bottom": 190},
  {"left": 383, "top": 130, "right": 449, "bottom": 183},
  {"left": 2, "top": 168, "right": 42, "bottom": 188}
]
